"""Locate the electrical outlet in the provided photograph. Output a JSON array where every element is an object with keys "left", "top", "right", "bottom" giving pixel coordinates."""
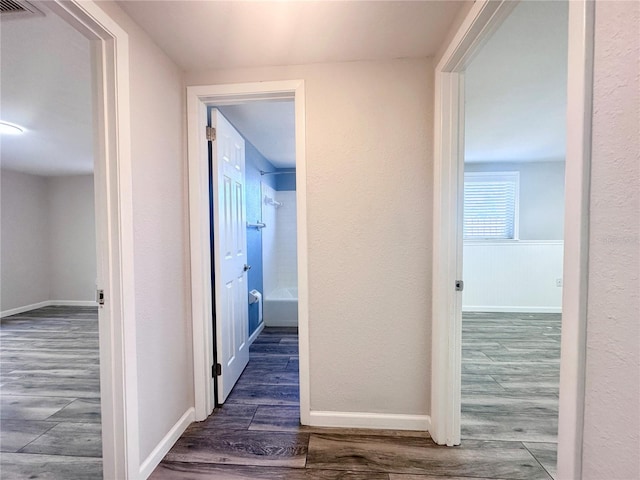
[{"left": 556, "top": 278, "right": 563, "bottom": 287}]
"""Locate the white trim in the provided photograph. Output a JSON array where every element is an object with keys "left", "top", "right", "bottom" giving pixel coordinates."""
[
  {"left": 50, "top": 300, "right": 99, "bottom": 307},
  {"left": 462, "top": 306, "right": 562, "bottom": 314},
  {"left": 0, "top": 301, "right": 51, "bottom": 318},
  {"left": 464, "top": 240, "right": 564, "bottom": 246},
  {"left": 431, "top": 0, "right": 514, "bottom": 447},
  {"left": 46, "top": 2, "right": 139, "bottom": 478},
  {"left": 138, "top": 408, "right": 195, "bottom": 479},
  {"left": 187, "top": 84, "right": 213, "bottom": 419},
  {"left": 432, "top": 3, "right": 593, "bottom": 477},
  {"left": 248, "top": 321, "right": 265, "bottom": 347},
  {"left": 309, "top": 411, "right": 431, "bottom": 432},
  {"left": 1, "top": 300, "right": 100, "bottom": 318},
  {"left": 187, "top": 80, "right": 310, "bottom": 426},
  {"left": 557, "top": 2, "right": 594, "bottom": 479}
]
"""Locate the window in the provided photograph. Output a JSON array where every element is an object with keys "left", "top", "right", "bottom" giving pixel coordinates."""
[{"left": 464, "top": 171, "right": 519, "bottom": 240}]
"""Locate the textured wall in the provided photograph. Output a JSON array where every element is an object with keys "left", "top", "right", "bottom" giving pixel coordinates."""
[
  {"left": 0, "top": 169, "right": 51, "bottom": 312},
  {"left": 582, "top": 1, "right": 640, "bottom": 478},
  {"left": 187, "top": 58, "right": 433, "bottom": 415},
  {"left": 0, "top": 171, "right": 96, "bottom": 312},
  {"left": 95, "top": 1, "right": 194, "bottom": 464},
  {"left": 48, "top": 175, "right": 96, "bottom": 302}
]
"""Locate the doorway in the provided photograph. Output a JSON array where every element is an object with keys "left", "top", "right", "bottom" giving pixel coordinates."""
[
  {"left": 0, "top": 1, "right": 140, "bottom": 478},
  {"left": 459, "top": 2, "right": 567, "bottom": 477},
  {"left": 214, "top": 100, "right": 301, "bottom": 426},
  {"left": 431, "top": 1, "right": 593, "bottom": 479},
  {"left": 187, "top": 80, "right": 310, "bottom": 425}
]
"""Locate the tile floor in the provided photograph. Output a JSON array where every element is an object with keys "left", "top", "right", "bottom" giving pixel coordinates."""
[
  {"left": 0, "top": 306, "right": 102, "bottom": 479},
  {"left": 151, "top": 316, "right": 560, "bottom": 480}
]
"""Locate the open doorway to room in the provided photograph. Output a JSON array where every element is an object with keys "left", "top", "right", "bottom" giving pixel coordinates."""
[
  {"left": 186, "top": 81, "right": 309, "bottom": 440},
  {"left": 209, "top": 100, "right": 301, "bottom": 426},
  {"left": 460, "top": 2, "right": 567, "bottom": 478},
  {"left": 0, "top": 4, "right": 102, "bottom": 477}
]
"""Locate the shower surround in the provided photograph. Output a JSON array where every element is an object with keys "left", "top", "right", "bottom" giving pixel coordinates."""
[{"left": 262, "top": 183, "right": 298, "bottom": 327}]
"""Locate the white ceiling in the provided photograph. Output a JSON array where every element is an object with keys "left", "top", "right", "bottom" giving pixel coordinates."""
[
  {"left": 118, "top": 0, "right": 462, "bottom": 170},
  {"left": 218, "top": 101, "right": 295, "bottom": 169},
  {"left": 117, "top": 1, "right": 465, "bottom": 71},
  {"left": 464, "top": 1, "right": 568, "bottom": 163},
  {"left": 1, "top": 1, "right": 567, "bottom": 177},
  {"left": 0, "top": 6, "right": 93, "bottom": 176}
]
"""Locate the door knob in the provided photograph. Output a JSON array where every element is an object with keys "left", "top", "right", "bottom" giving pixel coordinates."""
[{"left": 243, "top": 264, "right": 252, "bottom": 272}]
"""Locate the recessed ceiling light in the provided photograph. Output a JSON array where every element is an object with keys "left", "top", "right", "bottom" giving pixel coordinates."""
[{"left": 0, "top": 121, "right": 25, "bottom": 135}]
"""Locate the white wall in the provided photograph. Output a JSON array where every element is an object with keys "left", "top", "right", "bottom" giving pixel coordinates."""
[
  {"left": 582, "top": 2, "right": 640, "bottom": 478},
  {"left": 261, "top": 183, "right": 278, "bottom": 297},
  {"left": 0, "top": 169, "right": 51, "bottom": 311},
  {"left": 48, "top": 175, "right": 97, "bottom": 302},
  {"left": 465, "top": 161, "right": 565, "bottom": 240},
  {"left": 0, "top": 170, "right": 96, "bottom": 314},
  {"left": 95, "top": 1, "right": 194, "bottom": 467},
  {"left": 462, "top": 241, "right": 563, "bottom": 313},
  {"left": 273, "top": 190, "right": 297, "bottom": 291},
  {"left": 186, "top": 58, "right": 433, "bottom": 416},
  {"left": 262, "top": 185, "right": 298, "bottom": 298},
  {"left": 462, "top": 162, "right": 565, "bottom": 312}
]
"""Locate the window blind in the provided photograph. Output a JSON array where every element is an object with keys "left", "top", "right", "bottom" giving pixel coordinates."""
[{"left": 464, "top": 172, "right": 519, "bottom": 239}]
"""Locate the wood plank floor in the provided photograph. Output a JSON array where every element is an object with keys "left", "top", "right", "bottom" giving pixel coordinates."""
[
  {"left": 0, "top": 306, "right": 103, "bottom": 479},
  {"left": 462, "top": 312, "right": 560, "bottom": 478},
  {"left": 152, "top": 318, "right": 559, "bottom": 480}
]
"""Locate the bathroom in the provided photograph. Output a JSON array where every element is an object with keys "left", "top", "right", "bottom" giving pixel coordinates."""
[{"left": 217, "top": 100, "right": 298, "bottom": 341}]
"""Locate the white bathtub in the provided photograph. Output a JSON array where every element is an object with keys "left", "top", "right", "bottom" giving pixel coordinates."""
[{"left": 263, "top": 287, "right": 298, "bottom": 327}]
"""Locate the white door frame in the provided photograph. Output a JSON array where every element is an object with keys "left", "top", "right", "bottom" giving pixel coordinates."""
[
  {"left": 46, "top": 2, "right": 139, "bottom": 478},
  {"left": 431, "top": 1, "right": 593, "bottom": 479},
  {"left": 187, "top": 81, "right": 310, "bottom": 424}
]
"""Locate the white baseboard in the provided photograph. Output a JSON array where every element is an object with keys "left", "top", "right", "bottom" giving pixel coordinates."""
[
  {"left": 50, "top": 300, "right": 98, "bottom": 307},
  {"left": 0, "top": 300, "right": 51, "bottom": 318},
  {"left": 463, "top": 306, "right": 562, "bottom": 313},
  {"left": 248, "top": 321, "right": 265, "bottom": 346},
  {"left": 1, "top": 300, "right": 99, "bottom": 318},
  {"left": 139, "top": 407, "right": 195, "bottom": 479},
  {"left": 264, "top": 319, "right": 298, "bottom": 327},
  {"left": 309, "top": 410, "right": 431, "bottom": 432}
]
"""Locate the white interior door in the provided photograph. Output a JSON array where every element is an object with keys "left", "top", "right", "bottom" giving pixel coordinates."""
[{"left": 211, "top": 108, "right": 250, "bottom": 403}]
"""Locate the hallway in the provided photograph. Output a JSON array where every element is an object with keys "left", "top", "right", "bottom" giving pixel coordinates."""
[{"left": 151, "top": 327, "right": 555, "bottom": 479}]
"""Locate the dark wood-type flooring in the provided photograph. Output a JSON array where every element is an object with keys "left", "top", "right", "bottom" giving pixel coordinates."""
[
  {"left": 0, "top": 308, "right": 558, "bottom": 479},
  {"left": 152, "top": 315, "right": 560, "bottom": 480},
  {"left": 462, "top": 312, "right": 559, "bottom": 478},
  {"left": 0, "top": 306, "right": 102, "bottom": 479}
]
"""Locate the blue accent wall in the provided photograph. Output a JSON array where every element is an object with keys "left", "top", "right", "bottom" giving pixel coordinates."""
[
  {"left": 210, "top": 106, "right": 283, "bottom": 337},
  {"left": 245, "top": 141, "right": 276, "bottom": 335},
  {"left": 276, "top": 171, "right": 297, "bottom": 191}
]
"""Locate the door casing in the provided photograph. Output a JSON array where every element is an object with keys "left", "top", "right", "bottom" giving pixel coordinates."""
[
  {"left": 187, "top": 81, "right": 310, "bottom": 424},
  {"left": 431, "top": 2, "right": 594, "bottom": 480},
  {"left": 45, "top": 2, "right": 139, "bottom": 478}
]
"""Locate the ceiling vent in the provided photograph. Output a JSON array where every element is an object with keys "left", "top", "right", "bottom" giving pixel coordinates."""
[{"left": 0, "top": 0, "right": 44, "bottom": 20}]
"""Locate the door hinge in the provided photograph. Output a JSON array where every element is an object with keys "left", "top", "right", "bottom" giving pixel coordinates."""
[
  {"left": 212, "top": 363, "right": 222, "bottom": 377},
  {"left": 455, "top": 280, "right": 464, "bottom": 292},
  {"left": 206, "top": 126, "right": 216, "bottom": 142},
  {"left": 97, "top": 289, "right": 105, "bottom": 305}
]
